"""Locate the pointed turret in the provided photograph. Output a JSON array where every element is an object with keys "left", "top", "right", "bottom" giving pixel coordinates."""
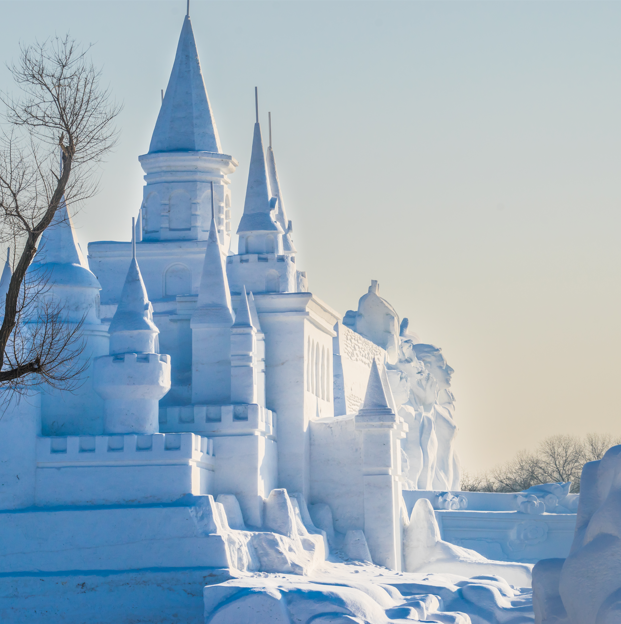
[
  {"left": 266, "top": 114, "right": 296, "bottom": 253},
  {"left": 149, "top": 15, "right": 222, "bottom": 154},
  {"left": 108, "top": 238, "right": 159, "bottom": 355},
  {"left": 34, "top": 199, "right": 108, "bottom": 437},
  {"left": 193, "top": 215, "right": 233, "bottom": 325},
  {"left": 30, "top": 200, "right": 101, "bottom": 322},
  {"left": 94, "top": 221, "right": 171, "bottom": 435},
  {"left": 248, "top": 292, "right": 262, "bottom": 332},
  {"left": 237, "top": 121, "right": 280, "bottom": 234},
  {"left": 191, "top": 214, "right": 234, "bottom": 404},
  {"left": 362, "top": 359, "right": 392, "bottom": 411},
  {"left": 36, "top": 201, "right": 89, "bottom": 270},
  {"left": 232, "top": 286, "right": 254, "bottom": 329}
]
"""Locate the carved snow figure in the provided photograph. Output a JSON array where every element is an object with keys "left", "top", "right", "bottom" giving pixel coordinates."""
[
  {"left": 413, "top": 343, "right": 460, "bottom": 491},
  {"left": 345, "top": 283, "right": 461, "bottom": 491},
  {"left": 348, "top": 280, "right": 400, "bottom": 364}
]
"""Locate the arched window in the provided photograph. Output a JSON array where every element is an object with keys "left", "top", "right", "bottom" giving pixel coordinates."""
[
  {"left": 165, "top": 264, "right": 191, "bottom": 297},
  {"left": 169, "top": 191, "right": 192, "bottom": 231},
  {"left": 247, "top": 235, "right": 262, "bottom": 254},
  {"left": 266, "top": 271, "right": 280, "bottom": 293},
  {"left": 144, "top": 192, "right": 160, "bottom": 233}
]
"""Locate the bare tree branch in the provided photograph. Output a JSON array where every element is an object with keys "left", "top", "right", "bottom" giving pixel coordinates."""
[{"left": 0, "top": 35, "right": 120, "bottom": 393}]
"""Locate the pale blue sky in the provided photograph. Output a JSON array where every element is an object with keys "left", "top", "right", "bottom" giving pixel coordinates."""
[{"left": 2, "top": 1, "right": 621, "bottom": 474}]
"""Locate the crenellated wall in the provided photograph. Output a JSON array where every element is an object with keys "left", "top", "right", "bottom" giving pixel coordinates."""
[{"left": 36, "top": 432, "right": 214, "bottom": 507}]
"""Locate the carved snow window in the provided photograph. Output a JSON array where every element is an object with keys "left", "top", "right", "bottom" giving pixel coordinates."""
[
  {"left": 165, "top": 264, "right": 191, "bottom": 297},
  {"left": 169, "top": 190, "right": 192, "bottom": 231},
  {"left": 266, "top": 270, "right": 280, "bottom": 293}
]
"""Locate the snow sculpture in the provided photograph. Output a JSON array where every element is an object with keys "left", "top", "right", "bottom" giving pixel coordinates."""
[
  {"left": 533, "top": 444, "right": 621, "bottom": 623},
  {"left": 345, "top": 281, "right": 461, "bottom": 490},
  {"left": 230, "top": 286, "right": 260, "bottom": 405},
  {"left": 404, "top": 498, "right": 533, "bottom": 587},
  {"left": 191, "top": 213, "right": 234, "bottom": 405},
  {"left": 343, "top": 529, "right": 373, "bottom": 563},
  {"left": 227, "top": 103, "right": 297, "bottom": 295},
  {"left": 94, "top": 232, "right": 171, "bottom": 434},
  {"left": 345, "top": 280, "right": 400, "bottom": 363},
  {"left": 29, "top": 198, "right": 108, "bottom": 435}
]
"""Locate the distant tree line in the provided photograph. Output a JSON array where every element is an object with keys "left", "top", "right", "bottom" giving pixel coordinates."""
[{"left": 461, "top": 433, "right": 621, "bottom": 494}]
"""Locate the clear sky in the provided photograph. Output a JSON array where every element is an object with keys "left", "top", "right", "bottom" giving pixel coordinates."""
[{"left": 1, "top": 0, "right": 621, "bottom": 476}]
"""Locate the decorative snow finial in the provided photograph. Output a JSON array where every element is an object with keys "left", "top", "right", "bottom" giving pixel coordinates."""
[
  {"left": 255, "top": 87, "right": 259, "bottom": 124},
  {"left": 161, "top": 89, "right": 164, "bottom": 103},
  {"left": 369, "top": 280, "right": 379, "bottom": 294},
  {"left": 187, "top": 0, "right": 190, "bottom": 17},
  {"left": 269, "top": 111, "right": 272, "bottom": 148}
]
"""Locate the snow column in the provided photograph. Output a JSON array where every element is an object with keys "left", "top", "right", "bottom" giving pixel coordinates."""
[{"left": 355, "top": 359, "right": 404, "bottom": 571}]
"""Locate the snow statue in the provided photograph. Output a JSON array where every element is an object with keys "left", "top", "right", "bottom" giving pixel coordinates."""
[
  {"left": 344, "top": 281, "right": 461, "bottom": 490},
  {"left": 533, "top": 444, "right": 621, "bottom": 623},
  {"left": 404, "top": 498, "right": 532, "bottom": 587}
]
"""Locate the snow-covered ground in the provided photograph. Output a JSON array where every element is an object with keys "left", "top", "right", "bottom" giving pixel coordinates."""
[{"left": 205, "top": 559, "right": 534, "bottom": 624}]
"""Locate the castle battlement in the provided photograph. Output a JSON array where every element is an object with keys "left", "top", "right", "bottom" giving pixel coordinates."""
[
  {"left": 107, "top": 352, "right": 170, "bottom": 366},
  {"left": 227, "top": 254, "right": 292, "bottom": 265},
  {"left": 160, "top": 403, "right": 276, "bottom": 439},
  {"left": 36, "top": 432, "right": 214, "bottom": 467}
]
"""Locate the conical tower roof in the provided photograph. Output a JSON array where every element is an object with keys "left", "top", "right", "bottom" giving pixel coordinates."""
[
  {"left": 266, "top": 144, "right": 296, "bottom": 253},
  {"left": 193, "top": 215, "right": 234, "bottom": 325},
  {"left": 108, "top": 258, "right": 158, "bottom": 335},
  {"left": 149, "top": 16, "right": 222, "bottom": 154},
  {"left": 232, "top": 286, "right": 254, "bottom": 329},
  {"left": 266, "top": 146, "right": 288, "bottom": 231},
  {"left": 238, "top": 122, "right": 280, "bottom": 234},
  {"left": 248, "top": 292, "right": 262, "bottom": 332},
  {"left": 32, "top": 200, "right": 100, "bottom": 289},
  {"left": 362, "top": 359, "right": 392, "bottom": 411}
]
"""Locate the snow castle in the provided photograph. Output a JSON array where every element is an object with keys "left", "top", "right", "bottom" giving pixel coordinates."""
[{"left": 0, "top": 12, "right": 581, "bottom": 624}]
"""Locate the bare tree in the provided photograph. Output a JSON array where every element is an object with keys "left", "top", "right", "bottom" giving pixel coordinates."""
[
  {"left": 461, "top": 433, "right": 621, "bottom": 493},
  {"left": 0, "top": 35, "right": 120, "bottom": 393}
]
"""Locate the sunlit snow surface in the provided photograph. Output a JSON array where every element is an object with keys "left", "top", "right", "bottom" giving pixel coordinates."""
[{"left": 204, "top": 560, "right": 534, "bottom": 624}]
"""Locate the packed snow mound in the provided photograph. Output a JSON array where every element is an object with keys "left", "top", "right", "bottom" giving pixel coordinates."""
[
  {"left": 404, "top": 499, "right": 534, "bottom": 588},
  {"left": 203, "top": 561, "right": 535, "bottom": 624},
  {"left": 533, "top": 444, "right": 621, "bottom": 624}
]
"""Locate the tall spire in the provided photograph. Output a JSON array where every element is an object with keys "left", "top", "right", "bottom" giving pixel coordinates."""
[
  {"left": 265, "top": 115, "right": 295, "bottom": 251},
  {"left": 237, "top": 90, "right": 280, "bottom": 234},
  {"left": 149, "top": 15, "right": 222, "bottom": 154},
  {"left": 233, "top": 286, "right": 254, "bottom": 328},
  {"left": 36, "top": 198, "right": 89, "bottom": 269},
  {"left": 194, "top": 214, "right": 233, "bottom": 324}
]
